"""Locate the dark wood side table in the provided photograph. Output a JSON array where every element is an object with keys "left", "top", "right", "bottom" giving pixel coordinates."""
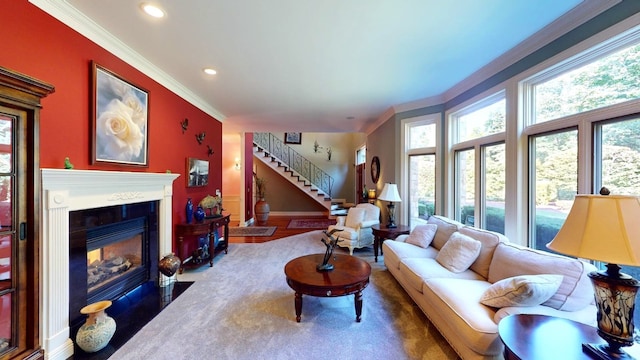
[
  {"left": 284, "top": 254, "right": 371, "bottom": 322},
  {"left": 175, "top": 213, "right": 230, "bottom": 273},
  {"left": 499, "top": 314, "right": 608, "bottom": 360},
  {"left": 371, "top": 224, "right": 411, "bottom": 262}
]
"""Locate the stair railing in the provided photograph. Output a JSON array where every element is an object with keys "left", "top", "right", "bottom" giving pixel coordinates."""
[{"left": 253, "top": 132, "right": 334, "bottom": 197}]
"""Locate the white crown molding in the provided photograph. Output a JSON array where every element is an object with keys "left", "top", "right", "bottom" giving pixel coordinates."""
[
  {"left": 362, "top": 106, "right": 396, "bottom": 135},
  {"left": 393, "top": 94, "right": 445, "bottom": 114},
  {"left": 442, "top": 0, "right": 620, "bottom": 103},
  {"left": 29, "top": 0, "right": 226, "bottom": 122}
]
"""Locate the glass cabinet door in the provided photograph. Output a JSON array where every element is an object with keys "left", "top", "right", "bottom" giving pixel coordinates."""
[{"left": 0, "top": 110, "right": 21, "bottom": 357}]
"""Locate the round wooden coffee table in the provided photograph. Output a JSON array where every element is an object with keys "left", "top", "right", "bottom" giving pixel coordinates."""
[{"left": 284, "top": 253, "right": 371, "bottom": 322}]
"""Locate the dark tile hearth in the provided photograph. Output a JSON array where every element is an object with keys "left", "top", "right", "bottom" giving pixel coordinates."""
[{"left": 71, "top": 281, "right": 192, "bottom": 360}]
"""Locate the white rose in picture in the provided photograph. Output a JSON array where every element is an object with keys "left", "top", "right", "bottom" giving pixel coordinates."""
[
  {"left": 121, "top": 93, "right": 147, "bottom": 129},
  {"left": 96, "top": 99, "right": 144, "bottom": 161}
]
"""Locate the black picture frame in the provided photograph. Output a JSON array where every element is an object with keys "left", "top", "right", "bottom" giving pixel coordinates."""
[
  {"left": 284, "top": 132, "right": 302, "bottom": 144},
  {"left": 187, "top": 158, "right": 209, "bottom": 187},
  {"left": 92, "top": 61, "right": 149, "bottom": 166},
  {"left": 371, "top": 156, "right": 380, "bottom": 183}
]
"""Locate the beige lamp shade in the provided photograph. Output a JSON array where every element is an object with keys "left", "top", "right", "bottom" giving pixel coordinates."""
[
  {"left": 546, "top": 194, "right": 640, "bottom": 266},
  {"left": 378, "top": 183, "right": 401, "bottom": 202}
]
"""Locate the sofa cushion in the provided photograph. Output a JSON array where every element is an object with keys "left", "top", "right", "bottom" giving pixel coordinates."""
[
  {"left": 460, "top": 226, "right": 508, "bottom": 279},
  {"left": 480, "top": 274, "right": 563, "bottom": 308},
  {"left": 488, "top": 243, "right": 597, "bottom": 311},
  {"left": 399, "top": 258, "right": 484, "bottom": 293},
  {"left": 427, "top": 215, "right": 462, "bottom": 250},
  {"left": 436, "top": 232, "right": 482, "bottom": 273},
  {"left": 405, "top": 224, "right": 437, "bottom": 248},
  {"left": 382, "top": 240, "right": 438, "bottom": 271}
]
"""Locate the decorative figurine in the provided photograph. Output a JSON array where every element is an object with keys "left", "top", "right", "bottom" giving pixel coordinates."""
[
  {"left": 180, "top": 118, "right": 189, "bottom": 133},
  {"left": 195, "top": 132, "right": 206, "bottom": 144},
  {"left": 64, "top": 157, "right": 74, "bottom": 169},
  {"left": 317, "top": 228, "right": 343, "bottom": 271}
]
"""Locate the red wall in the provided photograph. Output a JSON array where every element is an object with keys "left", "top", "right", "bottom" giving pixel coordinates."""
[{"left": 2, "top": 1, "right": 222, "bottom": 249}]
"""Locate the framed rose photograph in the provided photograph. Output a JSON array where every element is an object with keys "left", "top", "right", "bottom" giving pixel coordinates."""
[
  {"left": 92, "top": 61, "right": 149, "bottom": 166},
  {"left": 187, "top": 158, "right": 209, "bottom": 187}
]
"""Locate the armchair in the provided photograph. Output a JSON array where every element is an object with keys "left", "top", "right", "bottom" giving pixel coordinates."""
[{"left": 328, "top": 203, "right": 380, "bottom": 255}]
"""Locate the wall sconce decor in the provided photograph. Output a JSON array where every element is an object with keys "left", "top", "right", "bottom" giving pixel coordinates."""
[
  {"left": 207, "top": 145, "right": 214, "bottom": 157},
  {"left": 234, "top": 157, "right": 241, "bottom": 170}
]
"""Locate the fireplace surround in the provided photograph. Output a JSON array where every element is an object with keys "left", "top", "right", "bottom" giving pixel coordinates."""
[{"left": 40, "top": 169, "right": 179, "bottom": 360}]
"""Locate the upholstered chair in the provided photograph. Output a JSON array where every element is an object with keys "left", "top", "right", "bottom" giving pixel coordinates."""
[{"left": 328, "top": 203, "right": 380, "bottom": 255}]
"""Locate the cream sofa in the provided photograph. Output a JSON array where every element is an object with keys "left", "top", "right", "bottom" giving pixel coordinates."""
[{"left": 382, "top": 215, "right": 597, "bottom": 360}]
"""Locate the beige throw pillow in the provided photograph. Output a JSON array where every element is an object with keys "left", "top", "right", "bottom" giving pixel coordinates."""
[
  {"left": 435, "top": 232, "right": 481, "bottom": 273},
  {"left": 405, "top": 224, "right": 437, "bottom": 248},
  {"left": 480, "top": 274, "right": 563, "bottom": 308}
]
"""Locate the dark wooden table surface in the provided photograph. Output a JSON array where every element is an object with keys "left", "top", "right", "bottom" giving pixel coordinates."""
[
  {"left": 371, "top": 224, "right": 411, "bottom": 262},
  {"left": 284, "top": 253, "right": 371, "bottom": 322},
  {"left": 499, "top": 314, "right": 607, "bottom": 360}
]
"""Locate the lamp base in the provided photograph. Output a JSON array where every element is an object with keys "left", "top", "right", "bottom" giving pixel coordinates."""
[{"left": 583, "top": 343, "right": 635, "bottom": 360}]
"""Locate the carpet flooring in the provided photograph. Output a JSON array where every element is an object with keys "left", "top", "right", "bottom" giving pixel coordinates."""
[
  {"left": 286, "top": 218, "right": 337, "bottom": 229},
  {"left": 228, "top": 226, "right": 277, "bottom": 237},
  {"left": 110, "top": 230, "right": 458, "bottom": 360}
]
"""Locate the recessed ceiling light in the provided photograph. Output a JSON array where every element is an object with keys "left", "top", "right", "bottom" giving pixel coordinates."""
[
  {"left": 203, "top": 68, "right": 217, "bottom": 75},
  {"left": 140, "top": 3, "right": 165, "bottom": 18}
]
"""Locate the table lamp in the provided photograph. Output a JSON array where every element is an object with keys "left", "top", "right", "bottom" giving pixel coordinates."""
[
  {"left": 378, "top": 183, "right": 401, "bottom": 228},
  {"left": 546, "top": 187, "right": 640, "bottom": 360}
]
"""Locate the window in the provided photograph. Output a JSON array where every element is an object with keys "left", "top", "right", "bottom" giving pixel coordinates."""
[
  {"left": 529, "top": 129, "right": 578, "bottom": 251},
  {"left": 455, "top": 148, "right": 475, "bottom": 225},
  {"left": 456, "top": 98, "right": 505, "bottom": 143},
  {"left": 595, "top": 116, "right": 640, "bottom": 195},
  {"left": 450, "top": 93, "right": 506, "bottom": 232},
  {"left": 408, "top": 154, "right": 435, "bottom": 226},
  {"left": 532, "top": 42, "right": 640, "bottom": 124},
  {"left": 482, "top": 143, "right": 505, "bottom": 234},
  {"left": 404, "top": 117, "right": 437, "bottom": 228}
]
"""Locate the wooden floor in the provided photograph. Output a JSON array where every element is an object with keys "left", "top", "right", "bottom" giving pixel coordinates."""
[{"left": 228, "top": 215, "right": 331, "bottom": 243}]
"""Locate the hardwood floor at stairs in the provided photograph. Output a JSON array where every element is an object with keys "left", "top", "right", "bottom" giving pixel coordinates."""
[{"left": 228, "top": 215, "right": 329, "bottom": 243}]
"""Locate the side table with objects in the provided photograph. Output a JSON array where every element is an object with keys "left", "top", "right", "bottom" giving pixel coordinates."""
[
  {"left": 371, "top": 224, "right": 411, "bottom": 262},
  {"left": 498, "top": 314, "right": 640, "bottom": 360},
  {"left": 175, "top": 213, "right": 230, "bottom": 273}
]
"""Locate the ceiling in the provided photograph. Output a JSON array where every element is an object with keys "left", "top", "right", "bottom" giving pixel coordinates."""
[{"left": 39, "top": 0, "right": 592, "bottom": 133}]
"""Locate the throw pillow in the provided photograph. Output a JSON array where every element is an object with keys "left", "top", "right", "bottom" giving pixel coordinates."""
[
  {"left": 405, "top": 224, "right": 438, "bottom": 248},
  {"left": 435, "top": 232, "right": 481, "bottom": 273},
  {"left": 480, "top": 274, "right": 564, "bottom": 308}
]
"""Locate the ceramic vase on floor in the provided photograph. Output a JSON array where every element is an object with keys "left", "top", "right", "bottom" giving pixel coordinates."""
[
  {"left": 159, "top": 253, "right": 181, "bottom": 277},
  {"left": 254, "top": 198, "right": 270, "bottom": 226},
  {"left": 76, "top": 300, "right": 116, "bottom": 353}
]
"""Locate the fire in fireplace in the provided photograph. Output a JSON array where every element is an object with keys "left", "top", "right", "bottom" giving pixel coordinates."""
[{"left": 69, "top": 202, "right": 159, "bottom": 329}]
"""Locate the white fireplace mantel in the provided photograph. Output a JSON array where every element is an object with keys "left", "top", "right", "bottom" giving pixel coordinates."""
[{"left": 40, "top": 169, "right": 179, "bottom": 360}]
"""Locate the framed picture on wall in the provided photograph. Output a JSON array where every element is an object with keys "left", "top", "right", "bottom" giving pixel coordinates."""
[
  {"left": 284, "top": 132, "right": 302, "bottom": 144},
  {"left": 187, "top": 158, "right": 209, "bottom": 187},
  {"left": 91, "top": 61, "right": 150, "bottom": 166}
]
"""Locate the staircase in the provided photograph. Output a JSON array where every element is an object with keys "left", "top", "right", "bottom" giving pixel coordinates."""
[{"left": 253, "top": 133, "right": 334, "bottom": 212}]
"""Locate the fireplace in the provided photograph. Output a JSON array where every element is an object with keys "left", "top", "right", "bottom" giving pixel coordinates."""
[
  {"left": 68, "top": 202, "right": 159, "bottom": 329},
  {"left": 40, "top": 169, "right": 179, "bottom": 360}
]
